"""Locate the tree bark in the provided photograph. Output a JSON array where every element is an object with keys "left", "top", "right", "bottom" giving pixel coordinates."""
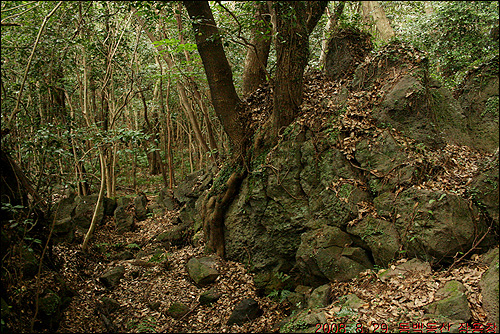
[
  {"left": 183, "top": 1, "right": 250, "bottom": 158},
  {"left": 271, "top": 1, "right": 327, "bottom": 136},
  {"left": 361, "top": 1, "right": 395, "bottom": 42},
  {"left": 241, "top": 1, "right": 272, "bottom": 97},
  {"left": 319, "top": 1, "right": 345, "bottom": 68}
]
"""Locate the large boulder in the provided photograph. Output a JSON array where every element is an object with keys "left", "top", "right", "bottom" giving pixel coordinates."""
[
  {"left": 186, "top": 256, "right": 219, "bottom": 286},
  {"left": 376, "top": 188, "right": 491, "bottom": 263},
  {"left": 479, "top": 248, "right": 499, "bottom": 326},
  {"left": 455, "top": 55, "right": 499, "bottom": 153},
  {"left": 295, "top": 226, "right": 372, "bottom": 286},
  {"left": 74, "top": 195, "right": 105, "bottom": 229}
]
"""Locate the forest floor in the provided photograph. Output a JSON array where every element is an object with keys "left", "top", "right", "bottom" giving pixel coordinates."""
[{"left": 48, "top": 202, "right": 494, "bottom": 333}]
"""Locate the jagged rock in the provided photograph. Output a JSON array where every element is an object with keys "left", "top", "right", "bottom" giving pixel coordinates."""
[
  {"left": 227, "top": 298, "right": 262, "bottom": 326},
  {"left": 390, "top": 188, "right": 491, "bottom": 262},
  {"left": 99, "top": 297, "right": 120, "bottom": 314},
  {"left": 199, "top": 287, "right": 221, "bottom": 305},
  {"left": 346, "top": 217, "right": 400, "bottom": 267},
  {"left": 324, "top": 27, "right": 373, "bottom": 81},
  {"left": 339, "top": 294, "right": 365, "bottom": 311},
  {"left": 114, "top": 205, "right": 134, "bottom": 233},
  {"left": 280, "top": 308, "right": 327, "bottom": 333},
  {"left": 156, "top": 222, "right": 191, "bottom": 246},
  {"left": 51, "top": 197, "right": 77, "bottom": 242},
  {"left": 99, "top": 266, "right": 125, "bottom": 288},
  {"left": 134, "top": 193, "right": 149, "bottom": 221},
  {"left": 158, "top": 188, "right": 179, "bottom": 211},
  {"left": 378, "top": 258, "right": 431, "bottom": 282},
  {"left": 479, "top": 248, "right": 499, "bottom": 326},
  {"left": 424, "top": 280, "right": 472, "bottom": 322},
  {"left": 166, "top": 302, "right": 190, "bottom": 319},
  {"left": 469, "top": 153, "right": 499, "bottom": 231},
  {"left": 186, "top": 256, "right": 219, "bottom": 286},
  {"left": 295, "top": 225, "right": 372, "bottom": 286},
  {"left": 455, "top": 54, "right": 499, "bottom": 153},
  {"left": 74, "top": 195, "right": 105, "bottom": 229},
  {"left": 307, "top": 284, "right": 331, "bottom": 309}
]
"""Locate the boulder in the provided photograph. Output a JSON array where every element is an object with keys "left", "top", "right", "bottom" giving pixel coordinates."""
[
  {"left": 307, "top": 284, "right": 331, "bottom": 309},
  {"left": 227, "top": 298, "right": 263, "bottom": 326},
  {"left": 156, "top": 222, "right": 191, "bottom": 247},
  {"left": 455, "top": 54, "right": 499, "bottom": 153},
  {"left": 324, "top": 27, "right": 373, "bottom": 81},
  {"left": 186, "top": 256, "right": 219, "bottom": 286},
  {"left": 158, "top": 188, "right": 179, "bottom": 211},
  {"left": 99, "top": 266, "right": 125, "bottom": 289},
  {"left": 74, "top": 195, "right": 105, "bottom": 229},
  {"left": 199, "top": 287, "right": 221, "bottom": 305},
  {"left": 479, "top": 248, "right": 499, "bottom": 326},
  {"left": 134, "top": 193, "right": 149, "bottom": 221},
  {"left": 295, "top": 226, "right": 373, "bottom": 286},
  {"left": 424, "top": 280, "right": 472, "bottom": 322},
  {"left": 114, "top": 205, "right": 134, "bottom": 233},
  {"left": 390, "top": 188, "right": 490, "bottom": 263},
  {"left": 166, "top": 302, "right": 190, "bottom": 319}
]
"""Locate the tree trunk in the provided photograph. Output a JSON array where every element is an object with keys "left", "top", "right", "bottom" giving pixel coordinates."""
[
  {"left": 241, "top": 1, "right": 272, "bottom": 97},
  {"left": 319, "top": 1, "right": 345, "bottom": 68},
  {"left": 183, "top": 1, "right": 250, "bottom": 157},
  {"left": 361, "top": 1, "right": 395, "bottom": 42},
  {"left": 271, "top": 1, "right": 328, "bottom": 136}
]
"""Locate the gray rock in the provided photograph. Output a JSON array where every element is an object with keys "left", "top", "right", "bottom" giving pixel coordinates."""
[
  {"left": 199, "top": 287, "right": 221, "bottom": 305},
  {"left": 295, "top": 225, "right": 372, "bottom": 285},
  {"left": 166, "top": 302, "right": 190, "bottom": 319},
  {"left": 134, "top": 194, "right": 149, "bottom": 221},
  {"left": 186, "top": 256, "right": 219, "bottom": 286},
  {"left": 158, "top": 188, "right": 179, "bottom": 211},
  {"left": 99, "top": 266, "right": 125, "bottom": 288},
  {"left": 424, "top": 280, "right": 472, "bottom": 322},
  {"left": 156, "top": 222, "right": 191, "bottom": 246},
  {"left": 479, "top": 249, "right": 499, "bottom": 326},
  {"left": 114, "top": 205, "right": 134, "bottom": 233},
  {"left": 99, "top": 297, "right": 120, "bottom": 314},
  {"left": 74, "top": 195, "right": 105, "bottom": 229},
  {"left": 227, "top": 298, "right": 262, "bottom": 326},
  {"left": 307, "top": 284, "right": 331, "bottom": 309}
]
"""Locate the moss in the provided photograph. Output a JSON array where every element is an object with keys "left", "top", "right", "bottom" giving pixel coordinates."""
[{"left": 482, "top": 96, "right": 499, "bottom": 117}]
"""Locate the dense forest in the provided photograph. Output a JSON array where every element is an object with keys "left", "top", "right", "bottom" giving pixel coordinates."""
[{"left": 1, "top": 1, "right": 498, "bottom": 333}]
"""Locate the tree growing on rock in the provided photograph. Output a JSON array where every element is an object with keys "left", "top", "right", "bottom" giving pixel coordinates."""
[{"left": 183, "top": 1, "right": 327, "bottom": 257}]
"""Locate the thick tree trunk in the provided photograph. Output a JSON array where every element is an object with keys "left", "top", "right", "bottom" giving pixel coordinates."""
[
  {"left": 271, "top": 1, "right": 327, "bottom": 136},
  {"left": 361, "top": 1, "right": 395, "bottom": 42},
  {"left": 183, "top": 1, "right": 250, "bottom": 157},
  {"left": 241, "top": 2, "right": 272, "bottom": 97}
]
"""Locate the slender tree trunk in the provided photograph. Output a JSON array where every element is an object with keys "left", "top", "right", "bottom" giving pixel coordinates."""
[{"left": 82, "top": 151, "right": 106, "bottom": 252}]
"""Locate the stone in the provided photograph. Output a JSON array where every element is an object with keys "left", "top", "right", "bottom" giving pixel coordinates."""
[
  {"left": 166, "top": 302, "right": 190, "bottom": 319},
  {"left": 186, "top": 257, "right": 219, "bottom": 286},
  {"left": 99, "top": 266, "right": 125, "bottom": 288},
  {"left": 424, "top": 280, "right": 472, "bottom": 322},
  {"left": 479, "top": 250, "right": 499, "bottom": 326},
  {"left": 295, "top": 226, "right": 372, "bottom": 285},
  {"left": 74, "top": 195, "right": 105, "bottom": 229},
  {"left": 307, "top": 284, "right": 331, "bottom": 309},
  {"left": 156, "top": 222, "right": 191, "bottom": 246},
  {"left": 227, "top": 298, "right": 263, "bottom": 326},
  {"left": 158, "top": 188, "right": 179, "bottom": 211},
  {"left": 99, "top": 297, "right": 120, "bottom": 314},
  {"left": 199, "top": 287, "right": 221, "bottom": 305},
  {"left": 134, "top": 193, "right": 149, "bottom": 221},
  {"left": 114, "top": 205, "right": 134, "bottom": 233}
]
